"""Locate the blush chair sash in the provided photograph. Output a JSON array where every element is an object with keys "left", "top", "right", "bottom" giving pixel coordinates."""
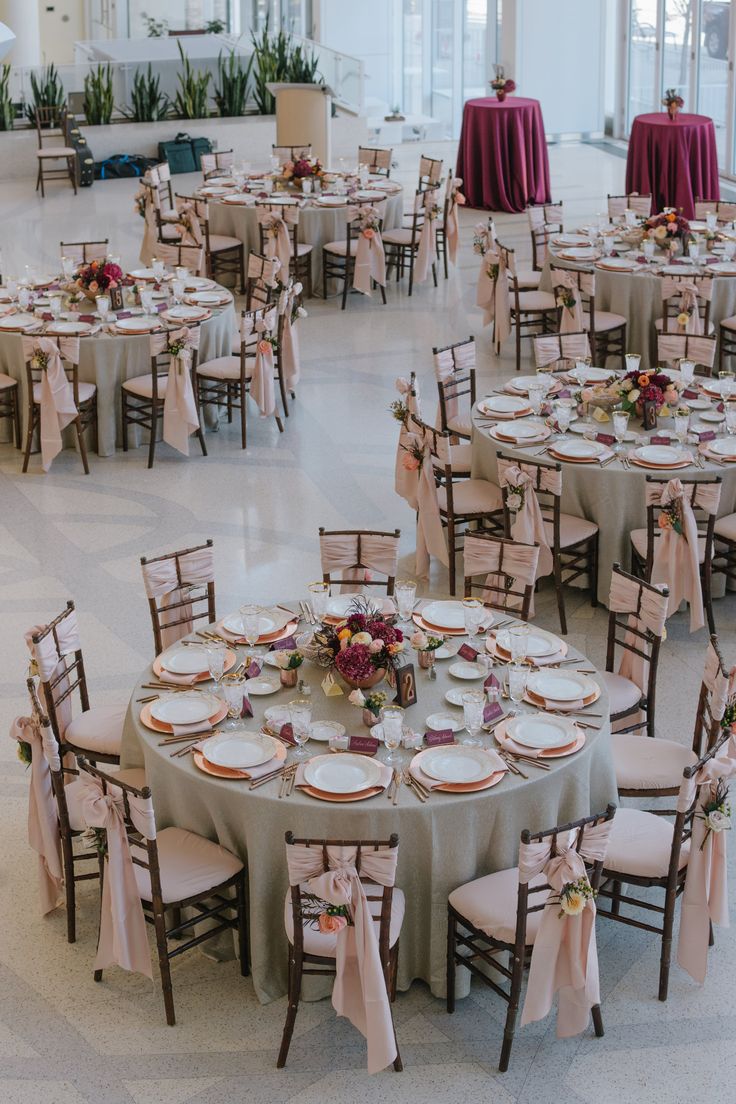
[
  {"left": 445, "top": 177, "right": 464, "bottom": 265},
  {"left": 248, "top": 252, "right": 281, "bottom": 287},
  {"left": 415, "top": 434, "right": 449, "bottom": 577},
  {"left": 25, "top": 611, "right": 82, "bottom": 737},
  {"left": 319, "top": 533, "right": 399, "bottom": 592},
  {"left": 257, "top": 206, "right": 297, "bottom": 273},
  {"left": 433, "top": 341, "right": 475, "bottom": 424},
  {"left": 608, "top": 571, "right": 668, "bottom": 693},
  {"left": 703, "top": 640, "right": 730, "bottom": 721},
  {"left": 394, "top": 378, "right": 422, "bottom": 505},
  {"left": 534, "top": 332, "right": 590, "bottom": 369},
  {"left": 141, "top": 544, "right": 215, "bottom": 650},
  {"left": 78, "top": 771, "right": 155, "bottom": 978},
  {"left": 414, "top": 188, "right": 439, "bottom": 285},
  {"left": 353, "top": 224, "right": 386, "bottom": 295},
  {"left": 9, "top": 713, "right": 64, "bottom": 914},
  {"left": 463, "top": 534, "right": 539, "bottom": 611},
  {"left": 660, "top": 278, "right": 708, "bottom": 335},
  {"left": 647, "top": 479, "right": 721, "bottom": 632},
  {"left": 519, "top": 820, "right": 613, "bottom": 1037},
  {"left": 247, "top": 308, "right": 278, "bottom": 417},
  {"left": 149, "top": 327, "right": 200, "bottom": 455},
  {"left": 473, "top": 220, "right": 496, "bottom": 256},
  {"left": 676, "top": 735, "right": 736, "bottom": 983},
  {"left": 479, "top": 250, "right": 511, "bottom": 351},
  {"left": 552, "top": 270, "right": 585, "bottom": 333},
  {"left": 497, "top": 459, "right": 555, "bottom": 577},
  {"left": 286, "top": 842, "right": 399, "bottom": 1074},
  {"left": 657, "top": 333, "right": 716, "bottom": 370},
  {"left": 22, "top": 337, "right": 78, "bottom": 472},
  {"left": 175, "top": 201, "right": 204, "bottom": 247},
  {"left": 155, "top": 242, "right": 205, "bottom": 277},
  {"left": 277, "top": 283, "right": 302, "bottom": 390}
]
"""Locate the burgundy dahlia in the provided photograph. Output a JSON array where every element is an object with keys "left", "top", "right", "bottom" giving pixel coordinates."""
[{"left": 334, "top": 644, "right": 374, "bottom": 681}]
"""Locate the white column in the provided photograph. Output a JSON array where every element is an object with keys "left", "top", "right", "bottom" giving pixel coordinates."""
[{"left": 0, "top": 0, "right": 40, "bottom": 67}]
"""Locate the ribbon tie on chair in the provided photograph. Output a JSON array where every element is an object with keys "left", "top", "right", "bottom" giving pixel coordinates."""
[
  {"left": 319, "top": 532, "right": 399, "bottom": 593},
  {"left": 608, "top": 571, "right": 669, "bottom": 694},
  {"left": 702, "top": 640, "right": 731, "bottom": 722},
  {"left": 141, "top": 544, "right": 215, "bottom": 650},
  {"left": 477, "top": 249, "right": 511, "bottom": 351},
  {"left": 286, "top": 843, "right": 399, "bottom": 1074},
  {"left": 175, "top": 201, "right": 204, "bottom": 248},
  {"left": 9, "top": 714, "right": 64, "bottom": 914},
  {"left": 445, "top": 178, "right": 464, "bottom": 265},
  {"left": 257, "top": 208, "right": 295, "bottom": 274},
  {"left": 519, "top": 819, "right": 613, "bottom": 1037},
  {"left": 78, "top": 772, "right": 156, "bottom": 978},
  {"left": 657, "top": 333, "right": 716, "bottom": 373},
  {"left": 497, "top": 460, "right": 554, "bottom": 577},
  {"left": 463, "top": 534, "right": 539, "bottom": 612},
  {"left": 414, "top": 434, "right": 449, "bottom": 577},
  {"left": 414, "top": 189, "right": 439, "bottom": 285},
  {"left": 249, "top": 308, "right": 278, "bottom": 417},
  {"left": 27, "top": 337, "right": 78, "bottom": 472},
  {"left": 351, "top": 208, "right": 386, "bottom": 296},
  {"left": 432, "top": 341, "right": 475, "bottom": 425},
  {"left": 676, "top": 735, "right": 736, "bottom": 984},
  {"left": 648, "top": 479, "right": 720, "bottom": 632},
  {"left": 553, "top": 270, "right": 584, "bottom": 333},
  {"left": 394, "top": 378, "right": 422, "bottom": 505},
  {"left": 25, "top": 612, "right": 82, "bottom": 737},
  {"left": 277, "top": 282, "right": 302, "bottom": 391},
  {"left": 151, "top": 327, "right": 200, "bottom": 456}
]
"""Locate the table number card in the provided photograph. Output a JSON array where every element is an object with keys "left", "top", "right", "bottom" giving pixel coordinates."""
[
  {"left": 697, "top": 429, "right": 717, "bottom": 443},
  {"left": 424, "top": 729, "right": 455, "bottom": 747},
  {"left": 347, "top": 735, "right": 379, "bottom": 755},
  {"left": 109, "top": 286, "right": 124, "bottom": 312},
  {"left": 484, "top": 671, "right": 500, "bottom": 691},
  {"left": 650, "top": 435, "right": 671, "bottom": 446},
  {"left": 394, "top": 662, "right": 418, "bottom": 708},
  {"left": 245, "top": 659, "right": 262, "bottom": 679},
  {"left": 683, "top": 388, "right": 700, "bottom": 400},
  {"left": 457, "top": 643, "right": 479, "bottom": 662},
  {"left": 641, "top": 399, "right": 658, "bottom": 431}
]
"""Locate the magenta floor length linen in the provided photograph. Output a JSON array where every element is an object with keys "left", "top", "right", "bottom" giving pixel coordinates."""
[
  {"left": 625, "top": 113, "right": 719, "bottom": 220},
  {"left": 456, "top": 97, "right": 551, "bottom": 212}
]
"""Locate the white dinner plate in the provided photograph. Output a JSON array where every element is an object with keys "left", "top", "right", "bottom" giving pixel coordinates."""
[
  {"left": 683, "top": 396, "right": 711, "bottom": 410},
  {"left": 419, "top": 746, "right": 495, "bottom": 784},
  {"left": 595, "top": 256, "right": 637, "bottom": 270},
  {"left": 204, "top": 177, "right": 235, "bottom": 186},
  {"left": 160, "top": 648, "right": 210, "bottom": 675},
  {"left": 421, "top": 600, "right": 467, "bottom": 630},
  {"left": 199, "top": 187, "right": 229, "bottom": 196},
  {"left": 491, "top": 418, "right": 546, "bottom": 441},
  {"left": 202, "top": 731, "right": 278, "bottom": 769},
  {"left": 323, "top": 594, "right": 394, "bottom": 619},
  {"left": 0, "top": 313, "right": 39, "bottom": 330},
  {"left": 553, "top": 234, "right": 591, "bottom": 247},
  {"left": 188, "top": 291, "right": 229, "bottom": 305},
  {"left": 478, "top": 394, "right": 530, "bottom": 416},
  {"left": 505, "top": 712, "right": 578, "bottom": 750},
  {"left": 549, "top": 438, "right": 607, "bottom": 460},
  {"left": 632, "top": 444, "right": 687, "bottom": 466},
  {"left": 304, "top": 753, "right": 383, "bottom": 793},
  {"left": 317, "top": 195, "right": 348, "bottom": 206},
  {"left": 163, "top": 305, "right": 207, "bottom": 320},
  {"left": 221, "top": 608, "right": 290, "bottom": 636},
  {"left": 661, "top": 264, "right": 695, "bottom": 275},
  {"left": 46, "top": 320, "right": 92, "bottom": 335},
  {"left": 444, "top": 688, "right": 467, "bottom": 706},
  {"left": 264, "top": 705, "right": 290, "bottom": 729},
  {"left": 115, "top": 315, "right": 161, "bottom": 332},
  {"left": 560, "top": 247, "right": 597, "bottom": 260},
  {"left": 355, "top": 190, "right": 385, "bottom": 201},
  {"left": 705, "top": 437, "right": 736, "bottom": 457},
  {"left": 495, "top": 626, "right": 561, "bottom": 658},
  {"left": 434, "top": 642, "right": 460, "bottom": 660},
  {"left": 528, "top": 670, "right": 597, "bottom": 702},
  {"left": 699, "top": 409, "right": 725, "bottom": 423},
  {"left": 571, "top": 366, "right": 614, "bottom": 384},
  {"left": 506, "top": 375, "right": 553, "bottom": 395},
  {"left": 222, "top": 194, "right": 254, "bottom": 204},
  {"left": 310, "top": 720, "right": 346, "bottom": 743},
  {"left": 128, "top": 268, "right": 159, "bottom": 281},
  {"left": 244, "top": 677, "right": 280, "bottom": 696},
  {"left": 425, "top": 712, "right": 464, "bottom": 733},
  {"left": 448, "top": 661, "right": 485, "bottom": 680},
  {"left": 708, "top": 262, "right": 736, "bottom": 275},
  {"left": 150, "top": 691, "right": 218, "bottom": 725},
  {"left": 183, "top": 277, "right": 215, "bottom": 291}
]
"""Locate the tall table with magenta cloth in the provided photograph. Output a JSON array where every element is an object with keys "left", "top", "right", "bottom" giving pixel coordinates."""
[
  {"left": 0, "top": 270, "right": 234, "bottom": 455},
  {"left": 470, "top": 383, "right": 736, "bottom": 603},
  {"left": 455, "top": 97, "right": 551, "bottom": 213},
  {"left": 120, "top": 596, "right": 615, "bottom": 1003},
  {"left": 625, "top": 113, "right": 720, "bottom": 220}
]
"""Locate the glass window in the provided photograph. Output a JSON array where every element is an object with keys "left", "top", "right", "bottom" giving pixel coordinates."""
[
  {"left": 431, "top": 0, "right": 454, "bottom": 137},
  {"left": 662, "top": 0, "right": 693, "bottom": 108},
  {"left": 698, "top": 0, "right": 731, "bottom": 165},
  {"left": 463, "top": 0, "right": 488, "bottom": 103},
  {"left": 628, "top": 0, "right": 660, "bottom": 130},
  {"left": 403, "top": 0, "right": 425, "bottom": 116}
]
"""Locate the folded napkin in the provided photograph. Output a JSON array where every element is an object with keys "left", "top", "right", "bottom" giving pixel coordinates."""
[
  {"left": 171, "top": 719, "right": 213, "bottom": 738},
  {"left": 295, "top": 760, "right": 393, "bottom": 793},
  {"left": 410, "top": 750, "right": 507, "bottom": 790}
]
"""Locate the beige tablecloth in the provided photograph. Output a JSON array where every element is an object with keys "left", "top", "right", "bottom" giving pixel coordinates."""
[
  {"left": 539, "top": 253, "right": 736, "bottom": 372},
  {"left": 470, "top": 406, "right": 736, "bottom": 602},
  {"left": 209, "top": 190, "right": 404, "bottom": 296},
  {"left": 121, "top": 606, "right": 615, "bottom": 1004},
  {"left": 0, "top": 295, "right": 234, "bottom": 456}
]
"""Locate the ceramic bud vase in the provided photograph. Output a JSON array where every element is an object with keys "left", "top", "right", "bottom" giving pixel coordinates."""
[
  {"left": 668, "top": 104, "right": 679, "bottom": 122},
  {"left": 418, "top": 650, "right": 435, "bottom": 669},
  {"left": 280, "top": 668, "right": 299, "bottom": 688}
]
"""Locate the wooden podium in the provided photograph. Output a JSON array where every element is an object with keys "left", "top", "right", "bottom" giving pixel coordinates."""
[{"left": 266, "top": 82, "right": 334, "bottom": 166}]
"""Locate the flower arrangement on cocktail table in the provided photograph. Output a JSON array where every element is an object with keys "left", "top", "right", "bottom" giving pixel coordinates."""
[
  {"left": 312, "top": 597, "right": 404, "bottom": 689},
  {"left": 282, "top": 156, "right": 324, "bottom": 181},
  {"left": 644, "top": 208, "right": 691, "bottom": 251},
  {"left": 662, "top": 87, "right": 684, "bottom": 121},
  {"left": 490, "top": 65, "right": 516, "bottom": 103},
  {"left": 74, "top": 259, "right": 123, "bottom": 301}
]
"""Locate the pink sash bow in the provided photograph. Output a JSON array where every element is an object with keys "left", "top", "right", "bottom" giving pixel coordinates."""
[
  {"left": 277, "top": 282, "right": 302, "bottom": 390},
  {"left": 497, "top": 459, "right": 554, "bottom": 578},
  {"left": 286, "top": 843, "right": 399, "bottom": 1074},
  {"left": 463, "top": 534, "right": 539, "bottom": 612},
  {"left": 445, "top": 178, "right": 464, "bottom": 265},
  {"left": 141, "top": 544, "right": 215, "bottom": 650},
  {"left": 9, "top": 714, "right": 64, "bottom": 914},
  {"left": 394, "top": 377, "right": 421, "bottom": 504},
  {"left": 608, "top": 571, "right": 668, "bottom": 694},
  {"left": 661, "top": 277, "right": 708, "bottom": 335},
  {"left": 414, "top": 434, "right": 448, "bottom": 577},
  {"left": 534, "top": 332, "right": 591, "bottom": 369},
  {"left": 151, "top": 328, "right": 200, "bottom": 455},
  {"left": 353, "top": 226, "right": 386, "bottom": 295},
  {"left": 519, "top": 819, "right": 613, "bottom": 1036},
  {"left": 648, "top": 479, "right": 721, "bottom": 632},
  {"left": 433, "top": 341, "right": 475, "bottom": 425},
  {"left": 257, "top": 207, "right": 296, "bottom": 274},
  {"left": 414, "top": 189, "right": 439, "bottom": 285},
  {"left": 28, "top": 337, "right": 78, "bottom": 472},
  {"left": 553, "top": 270, "right": 584, "bottom": 333},
  {"left": 78, "top": 772, "right": 156, "bottom": 978},
  {"left": 478, "top": 250, "right": 511, "bottom": 351},
  {"left": 175, "top": 201, "right": 204, "bottom": 248},
  {"left": 249, "top": 309, "right": 277, "bottom": 417},
  {"left": 319, "top": 532, "right": 399, "bottom": 592}
]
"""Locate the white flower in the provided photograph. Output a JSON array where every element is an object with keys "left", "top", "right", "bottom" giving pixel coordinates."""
[
  {"left": 348, "top": 689, "right": 365, "bottom": 707},
  {"left": 274, "top": 651, "right": 291, "bottom": 669},
  {"left": 506, "top": 492, "right": 523, "bottom": 511},
  {"left": 296, "top": 306, "right": 308, "bottom": 318},
  {"left": 351, "top": 631, "right": 372, "bottom": 646},
  {"left": 706, "top": 809, "right": 731, "bottom": 833},
  {"left": 411, "top": 630, "right": 428, "bottom": 650},
  {"left": 560, "top": 890, "right": 586, "bottom": 916}
]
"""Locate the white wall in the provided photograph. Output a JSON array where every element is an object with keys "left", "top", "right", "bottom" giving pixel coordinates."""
[
  {"left": 316, "top": 0, "right": 394, "bottom": 113},
  {"left": 513, "top": 0, "right": 606, "bottom": 136}
]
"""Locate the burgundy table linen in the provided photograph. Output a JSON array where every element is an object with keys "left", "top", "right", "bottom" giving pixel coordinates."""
[
  {"left": 625, "top": 113, "right": 720, "bottom": 220},
  {"left": 456, "top": 97, "right": 551, "bottom": 213}
]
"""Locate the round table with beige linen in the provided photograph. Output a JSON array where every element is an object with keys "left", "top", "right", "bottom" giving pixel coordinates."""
[
  {"left": 539, "top": 251, "right": 736, "bottom": 372},
  {"left": 120, "top": 603, "right": 615, "bottom": 1004},
  {"left": 0, "top": 290, "right": 234, "bottom": 456},
  {"left": 470, "top": 403, "right": 736, "bottom": 603},
  {"left": 208, "top": 189, "right": 404, "bottom": 296}
]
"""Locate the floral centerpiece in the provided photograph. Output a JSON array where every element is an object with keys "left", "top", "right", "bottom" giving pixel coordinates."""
[
  {"left": 312, "top": 597, "right": 404, "bottom": 689},
  {"left": 348, "top": 688, "right": 388, "bottom": 727},
  {"left": 490, "top": 65, "right": 516, "bottom": 103},
  {"left": 610, "top": 367, "right": 680, "bottom": 417},
  {"left": 274, "top": 649, "right": 304, "bottom": 687},
  {"left": 74, "top": 259, "right": 123, "bottom": 302},
  {"left": 662, "top": 87, "right": 684, "bottom": 121},
  {"left": 282, "top": 156, "right": 324, "bottom": 182},
  {"left": 644, "top": 208, "right": 691, "bottom": 252},
  {"left": 410, "top": 629, "right": 444, "bottom": 669}
]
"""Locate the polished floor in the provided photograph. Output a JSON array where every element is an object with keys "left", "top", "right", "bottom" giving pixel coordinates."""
[{"left": 1, "top": 139, "right": 736, "bottom": 1104}]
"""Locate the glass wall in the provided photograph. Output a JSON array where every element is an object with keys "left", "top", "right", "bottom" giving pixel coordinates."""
[
  {"left": 697, "top": 0, "right": 730, "bottom": 164},
  {"left": 627, "top": 0, "right": 659, "bottom": 130},
  {"left": 463, "top": 0, "right": 489, "bottom": 103},
  {"left": 431, "top": 0, "right": 455, "bottom": 134},
  {"left": 403, "top": 0, "right": 425, "bottom": 117}
]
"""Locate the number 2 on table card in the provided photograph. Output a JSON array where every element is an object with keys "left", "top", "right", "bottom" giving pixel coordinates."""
[{"left": 394, "top": 663, "right": 417, "bottom": 708}]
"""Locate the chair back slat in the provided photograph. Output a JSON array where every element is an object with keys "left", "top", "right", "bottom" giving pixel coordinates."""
[{"left": 140, "top": 539, "right": 216, "bottom": 655}]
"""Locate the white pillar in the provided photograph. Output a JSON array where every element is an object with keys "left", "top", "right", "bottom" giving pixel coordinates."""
[{"left": 0, "top": 0, "right": 40, "bottom": 67}]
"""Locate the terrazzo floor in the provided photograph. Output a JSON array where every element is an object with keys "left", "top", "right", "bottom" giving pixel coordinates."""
[{"left": 1, "top": 138, "right": 735, "bottom": 1104}]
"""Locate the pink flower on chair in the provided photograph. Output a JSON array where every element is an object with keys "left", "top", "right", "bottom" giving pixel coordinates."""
[
  {"left": 318, "top": 912, "right": 348, "bottom": 934},
  {"left": 402, "top": 452, "right": 420, "bottom": 471},
  {"left": 258, "top": 339, "right": 271, "bottom": 354},
  {"left": 362, "top": 227, "right": 375, "bottom": 240}
]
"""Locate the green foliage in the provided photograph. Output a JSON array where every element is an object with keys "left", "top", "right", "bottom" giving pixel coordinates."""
[
  {"left": 83, "top": 63, "right": 114, "bottom": 126},
  {"left": 141, "top": 12, "right": 168, "bottom": 36},
  {"left": 288, "top": 40, "right": 320, "bottom": 84},
  {"left": 250, "top": 19, "right": 321, "bottom": 116},
  {"left": 173, "top": 41, "right": 211, "bottom": 120},
  {"left": 214, "top": 50, "right": 253, "bottom": 117},
  {"left": 0, "top": 64, "right": 15, "bottom": 131},
  {"left": 25, "top": 63, "right": 65, "bottom": 125},
  {"left": 205, "top": 19, "right": 226, "bottom": 33},
  {"left": 124, "top": 64, "right": 170, "bottom": 122}
]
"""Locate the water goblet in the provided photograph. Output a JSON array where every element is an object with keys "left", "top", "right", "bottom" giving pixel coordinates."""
[
  {"left": 535, "top": 369, "right": 554, "bottom": 396},
  {"left": 688, "top": 240, "right": 699, "bottom": 262},
  {"left": 719, "top": 371, "right": 735, "bottom": 402},
  {"left": 624, "top": 208, "right": 637, "bottom": 228},
  {"left": 725, "top": 403, "right": 736, "bottom": 436},
  {"left": 5, "top": 276, "right": 18, "bottom": 300},
  {"left": 307, "top": 581, "right": 329, "bottom": 621},
  {"left": 724, "top": 240, "right": 736, "bottom": 261},
  {"left": 174, "top": 266, "right": 188, "bottom": 283},
  {"left": 462, "top": 597, "right": 484, "bottom": 638},
  {"left": 381, "top": 705, "right": 404, "bottom": 765},
  {"left": 461, "top": 690, "right": 484, "bottom": 748},
  {"left": 206, "top": 641, "right": 227, "bottom": 703},
  {"left": 172, "top": 279, "right": 185, "bottom": 305},
  {"left": 679, "top": 359, "right": 695, "bottom": 386},
  {"left": 706, "top": 211, "right": 718, "bottom": 232},
  {"left": 528, "top": 384, "right": 544, "bottom": 417},
  {"left": 674, "top": 406, "right": 691, "bottom": 446},
  {"left": 18, "top": 287, "right": 30, "bottom": 311},
  {"left": 288, "top": 698, "right": 313, "bottom": 759},
  {"left": 151, "top": 257, "right": 165, "bottom": 283},
  {"left": 95, "top": 295, "right": 110, "bottom": 320},
  {"left": 48, "top": 294, "right": 62, "bottom": 320},
  {"left": 601, "top": 234, "right": 614, "bottom": 257},
  {"left": 222, "top": 677, "right": 245, "bottom": 730},
  {"left": 612, "top": 410, "right": 629, "bottom": 452},
  {"left": 395, "top": 579, "right": 417, "bottom": 626},
  {"left": 624, "top": 353, "right": 641, "bottom": 375},
  {"left": 61, "top": 256, "right": 75, "bottom": 280},
  {"left": 643, "top": 239, "right": 655, "bottom": 262},
  {"left": 301, "top": 177, "right": 313, "bottom": 195},
  {"left": 263, "top": 177, "right": 274, "bottom": 195},
  {"left": 507, "top": 662, "right": 529, "bottom": 705},
  {"left": 140, "top": 289, "right": 155, "bottom": 314},
  {"left": 554, "top": 400, "right": 572, "bottom": 436},
  {"left": 508, "top": 623, "right": 530, "bottom": 663}
]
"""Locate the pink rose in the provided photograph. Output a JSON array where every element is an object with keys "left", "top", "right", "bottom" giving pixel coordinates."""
[
  {"left": 258, "top": 339, "right": 271, "bottom": 354},
  {"left": 362, "top": 227, "right": 375, "bottom": 239},
  {"left": 455, "top": 192, "right": 466, "bottom": 205},
  {"left": 89, "top": 280, "right": 98, "bottom": 293},
  {"left": 664, "top": 387, "right": 678, "bottom": 404},
  {"left": 319, "top": 913, "right": 347, "bottom": 934},
  {"left": 402, "top": 453, "right": 420, "bottom": 471},
  {"left": 369, "top": 639, "right": 384, "bottom": 654}
]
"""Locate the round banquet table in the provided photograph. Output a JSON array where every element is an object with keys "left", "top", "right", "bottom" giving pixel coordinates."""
[
  {"left": 625, "top": 113, "right": 719, "bottom": 221},
  {"left": 120, "top": 606, "right": 616, "bottom": 1003},
  {"left": 207, "top": 187, "right": 404, "bottom": 296},
  {"left": 470, "top": 404, "right": 736, "bottom": 603},
  {"left": 455, "top": 96, "right": 551, "bottom": 213},
  {"left": 538, "top": 250, "right": 736, "bottom": 373},
  {"left": 0, "top": 288, "right": 235, "bottom": 456}
]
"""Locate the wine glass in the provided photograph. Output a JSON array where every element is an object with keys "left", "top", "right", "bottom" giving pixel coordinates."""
[
  {"left": 206, "top": 642, "right": 227, "bottom": 703},
  {"left": 395, "top": 579, "right": 417, "bottom": 626},
  {"left": 48, "top": 294, "right": 62, "bottom": 320},
  {"left": 462, "top": 597, "right": 484, "bottom": 639},
  {"left": 535, "top": 370, "right": 554, "bottom": 396},
  {"left": 679, "top": 359, "right": 695, "bottom": 387},
  {"left": 152, "top": 257, "right": 166, "bottom": 283},
  {"left": 18, "top": 287, "right": 30, "bottom": 311},
  {"left": 555, "top": 400, "right": 572, "bottom": 436},
  {"left": 528, "top": 384, "right": 544, "bottom": 418},
  {"left": 222, "top": 677, "right": 245, "bottom": 730},
  {"left": 174, "top": 266, "right": 189, "bottom": 283},
  {"left": 140, "top": 288, "right": 155, "bottom": 314},
  {"left": 288, "top": 698, "right": 313, "bottom": 759},
  {"left": 381, "top": 704, "right": 404, "bottom": 765},
  {"left": 507, "top": 662, "right": 529, "bottom": 705},
  {"left": 307, "top": 581, "right": 328, "bottom": 621},
  {"left": 688, "top": 240, "right": 700, "bottom": 263},
  {"left": 719, "top": 371, "right": 735, "bottom": 402},
  {"left": 240, "top": 603, "right": 261, "bottom": 651},
  {"left": 172, "top": 279, "right": 185, "bottom": 305},
  {"left": 461, "top": 691, "right": 484, "bottom": 748},
  {"left": 674, "top": 406, "right": 691, "bottom": 445},
  {"left": 725, "top": 402, "right": 736, "bottom": 436},
  {"left": 706, "top": 211, "right": 718, "bottom": 232},
  {"left": 724, "top": 240, "right": 736, "bottom": 261},
  {"left": 612, "top": 410, "right": 629, "bottom": 452}
]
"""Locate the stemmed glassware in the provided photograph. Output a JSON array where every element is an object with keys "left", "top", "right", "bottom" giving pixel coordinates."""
[
  {"left": 395, "top": 579, "right": 417, "bottom": 627},
  {"left": 508, "top": 624, "right": 529, "bottom": 663},
  {"left": 461, "top": 691, "right": 484, "bottom": 747},
  {"left": 61, "top": 256, "right": 75, "bottom": 280},
  {"left": 674, "top": 406, "right": 691, "bottom": 446},
  {"left": 381, "top": 705, "right": 404, "bottom": 765},
  {"left": 307, "top": 581, "right": 328, "bottom": 621},
  {"left": 719, "top": 371, "right": 735, "bottom": 403},
  {"left": 152, "top": 257, "right": 166, "bottom": 283},
  {"left": 507, "top": 662, "right": 529, "bottom": 705},
  {"left": 554, "top": 400, "right": 572, "bottom": 437},
  {"left": 240, "top": 603, "right": 261, "bottom": 655},
  {"left": 222, "top": 678, "right": 245, "bottom": 730},
  {"left": 288, "top": 698, "right": 313, "bottom": 759},
  {"left": 462, "top": 598, "right": 484, "bottom": 638},
  {"left": 612, "top": 410, "right": 629, "bottom": 453},
  {"left": 678, "top": 359, "right": 695, "bottom": 387},
  {"left": 206, "top": 642, "right": 227, "bottom": 705}
]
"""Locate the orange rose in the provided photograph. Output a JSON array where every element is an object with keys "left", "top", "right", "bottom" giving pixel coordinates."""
[
  {"left": 667, "top": 212, "right": 676, "bottom": 222},
  {"left": 318, "top": 913, "right": 347, "bottom": 934},
  {"left": 657, "top": 513, "right": 670, "bottom": 530},
  {"left": 638, "top": 374, "right": 650, "bottom": 387},
  {"left": 258, "top": 339, "right": 271, "bottom": 354},
  {"left": 362, "top": 227, "right": 375, "bottom": 239},
  {"left": 337, "top": 628, "right": 351, "bottom": 641}
]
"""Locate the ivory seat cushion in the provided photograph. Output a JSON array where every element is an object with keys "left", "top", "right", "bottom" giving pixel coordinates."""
[
  {"left": 514, "top": 269, "right": 542, "bottom": 290},
  {"left": 209, "top": 234, "right": 242, "bottom": 252},
  {"left": 64, "top": 705, "right": 126, "bottom": 757},
  {"left": 231, "top": 331, "right": 258, "bottom": 355},
  {"left": 449, "top": 867, "right": 549, "bottom": 944},
  {"left": 121, "top": 374, "right": 168, "bottom": 399},
  {"left": 0, "top": 373, "right": 17, "bottom": 389},
  {"left": 284, "top": 885, "right": 405, "bottom": 956},
  {"left": 630, "top": 529, "right": 706, "bottom": 563},
  {"left": 322, "top": 239, "right": 353, "bottom": 256},
  {"left": 720, "top": 314, "right": 736, "bottom": 332},
  {"left": 603, "top": 807, "right": 690, "bottom": 879},
  {"left": 600, "top": 671, "right": 642, "bottom": 717},
  {"left": 37, "top": 147, "right": 76, "bottom": 158},
  {"left": 197, "top": 356, "right": 253, "bottom": 381},
  {"left": 446, "top": 414, "right": 471, "bottom": 437},
  {"left": 382, "top": 227, "right": 415, "bottom": 246},
  {"left": 581, "top": 310, "right": 627, "bottom": 332},
  {"left": 132, "top": 827, "right": 243, "bottom": 903},
  {"left": 160, "top": 225, "right": 181, "bottom": 241},
  {"left": 544, "top": 513, "right": 598, "bottom": 548},
  {"left": 516, "top": 291, "right": 556, "bottom": 313},
  {"left": 437, "top": 478, "right": 503, "bottom": 515},
  {"left": 65, "top": 768, "right": 147, "bottom": 832},
  {"left": 295, "top": 242, "right": 312, "bottom": 257},
  {"left": 612, "top": 732, "right": 697, "bottom": 791},
  {"left": 33, "top": 381, "right": 96, "bottom": 404},
  {"left": 714, "top": 513, "right": 736, "bottom": 540},
  {"left": 435, "top": 443, "right": 472, "bottom": 475}
]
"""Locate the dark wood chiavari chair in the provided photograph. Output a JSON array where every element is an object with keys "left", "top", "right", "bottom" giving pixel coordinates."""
[
  {"left": 59, "top": 239, "right": 109, "bottom": 265},
  {"left": 417, "top": 153, "right": 443, "bottom": 191},
  {"left": 201, "top": 148, "right": 234, "bottom": 178},
  {"left": 0, "top": 371, "right": 20, "bottom": 448},
  {"left": 358, "top": 145, "right": 392, "bottom": 177},
  {"left": 277, "top": 831, "right": 402, "bottom": 1071},
  {"left": 433, "top": 335, "right": 475, "bottom": 440},
  {"left": 256, "top": 199, "right": 313, "bottom": 298},
  {"left": 175, "top": 193, "right": 245, "bottom": 292},
  {"left": 140, "top": 539, "right": 216, "bottom": 655},
  {"left": 656, "top": 331, "right": 717, "bottom": 378},
  {"left": 78, "top": 759, "right": 248, "bottom": 1026},
  {"left": 322, "top": 209, "right": 387, "bottom": 309},
  {"left": 527, "top": 201, "right": 563, "bottom": 271},
  {"left": 22, "top": 334, "right": 97, "bottom": 475},
  {"left": 244, "top": 252, "right": 280, "bottom": 311},
  {"left": 549, "top": 264, "right": 627, "bottom": 370},
  {"left": 35, "top": 105, "right": 77, "bottom": 197},
  {"left": 532, "top": 330, "right": 593, "bottom": 372},
  {"left": 383, "top": 189, "right": 438, "bottom": 296},
  {"left": 496, "top": 241, "right": 557, "bottom": 371},
  {"left": 447, "top": 805, "right": 616, "bottom": 1071},
  {"left": 463, "top": 532, "right": 538, "bottom": 621},
  {"left": 272, "top": 143, "right": 312, "bottom": 163},
  {"left": 694, "top": 197, "right": 736, "bottom": 223},
  {"left": 318, "top": 527, "right": 400, "bottom": 594},
  {"left": 654, "top": 272, "right": 713, "bottom": 335},
  {"left": 606, "top": 192, "right": 652, "bottom": 220}
]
